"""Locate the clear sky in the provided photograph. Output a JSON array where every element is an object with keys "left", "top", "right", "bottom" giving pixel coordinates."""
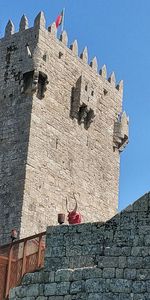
[{"left": 0, "top": 0, "right": 149, "bottom": 211}]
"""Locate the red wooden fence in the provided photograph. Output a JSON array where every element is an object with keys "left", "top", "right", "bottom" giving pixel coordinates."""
[{"left": 0, "top": 232, "right": 46, "bottom": 300}]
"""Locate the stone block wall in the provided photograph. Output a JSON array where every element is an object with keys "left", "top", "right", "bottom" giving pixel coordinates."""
[
  {"left": 10, "top": 193, "right": 150, "bottom": 299},
  {"left": 0, "top": 21, "right": 38, "bottom": 244}
]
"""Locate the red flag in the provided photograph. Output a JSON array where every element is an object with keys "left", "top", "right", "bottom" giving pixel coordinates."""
[{"left": 55, "top": 10, "right": 63, "bottom": 28}]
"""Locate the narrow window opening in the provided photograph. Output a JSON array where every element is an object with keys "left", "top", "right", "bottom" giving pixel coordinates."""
[
  {"left": 103, "top": 88, "right": 108, "bottom": 96},
  {"left": 43, "top": 54, "right": 47, "bottom": 62},
  {"left": 78, "top": 104, "right": 88, "bottom": 124},
  {"left": 85, "top": 85, "right": 88, "bottom": 91},
  {"left": 37, "top": 72, "right": 47, "bottom": 99},
  {"left": 6, "top": 52, "right": 11, "bottom": 64},
  {"left": 23, "top": 71, "right": 34, "bottom": 93},
  {"left": 59, "top": 52, "right": 63, "bottom": 59}
]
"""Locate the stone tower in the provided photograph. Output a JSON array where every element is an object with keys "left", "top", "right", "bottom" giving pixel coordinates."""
[{"left": 0, "top": 12, "right": 128, "bottom": 244}]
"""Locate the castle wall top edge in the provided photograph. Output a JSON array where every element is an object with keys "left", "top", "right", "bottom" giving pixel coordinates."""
[
  {"left": 0, "top": 12, "right": 123, "bottom": 94},
  {"left": 46, "top": 191, "right": 150, "bottom": 236}
]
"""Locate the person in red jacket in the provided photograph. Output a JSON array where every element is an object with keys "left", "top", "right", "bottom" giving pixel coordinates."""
[{"left": 66, "top": 195, "right": 82, "bottom": 225}]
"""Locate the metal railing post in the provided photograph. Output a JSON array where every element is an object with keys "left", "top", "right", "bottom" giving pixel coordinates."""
[
  {"left": 21, "top": 241, "right": 27, "bottom": 277},
  {"left": 5, "top": 244, "right": 13, "bottom": 298},
  {"left": 37, "top": 234, "right": 43, "bottom": 268}
]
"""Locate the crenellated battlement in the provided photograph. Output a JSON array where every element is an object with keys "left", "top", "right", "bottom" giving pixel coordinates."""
[{"left": 0, "top": 11, "right": 123, "bottom": 94}]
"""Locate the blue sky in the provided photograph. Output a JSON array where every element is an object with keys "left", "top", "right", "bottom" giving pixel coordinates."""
[{"left": 0, "top": 0, "right": 149, "bottom": 211}]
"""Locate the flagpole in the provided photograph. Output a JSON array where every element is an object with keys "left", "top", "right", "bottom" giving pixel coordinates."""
[{"left": 61, "top": 8, "right": 65, "bottom": 32}]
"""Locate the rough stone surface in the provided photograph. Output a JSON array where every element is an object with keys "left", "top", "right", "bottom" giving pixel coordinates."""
[
  {"left": 0, "top": 13, "right": 127, "bottom": 244},
  {"left": 9, "top": 193, "right": 150, "bottom": 300}
]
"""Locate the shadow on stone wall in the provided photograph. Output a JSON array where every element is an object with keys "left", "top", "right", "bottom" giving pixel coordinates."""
[{"left": 0, "top": 94, "right": 33, "bottom": 245}]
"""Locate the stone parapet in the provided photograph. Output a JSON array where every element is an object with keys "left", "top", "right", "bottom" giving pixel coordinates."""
[{"left": 9, "top": 193, "right": 150, "bottom": 299}]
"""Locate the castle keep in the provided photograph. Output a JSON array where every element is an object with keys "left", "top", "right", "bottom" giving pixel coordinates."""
[{"left": 0, "top": 12, "right": 128, "bottom": 244}]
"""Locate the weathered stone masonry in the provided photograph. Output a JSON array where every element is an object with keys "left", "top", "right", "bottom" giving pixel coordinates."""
[
  {"left": 0, "top": 12, "right": 128, "bottom": 244},
  {"left": 10, "top": 193, "right": 150, "bottom": 299}
]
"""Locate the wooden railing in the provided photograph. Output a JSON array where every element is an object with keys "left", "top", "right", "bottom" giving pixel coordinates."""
[{"left": 0, "top": 232, "right": 46, "bottom": 300}]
